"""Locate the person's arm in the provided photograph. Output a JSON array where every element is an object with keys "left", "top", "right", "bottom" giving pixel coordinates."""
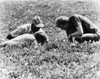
[
  {"left": 70, "top": 25, "right": 83, "bottom": 37},
  {"left": 68, "top": 26, "right": 83, "bottom": 43},
  {"left": 69, "top": 15, "right": 83, "bottom": 37},
  {"left": 11, "top": 25, "right": 28, "bottom": 37}
]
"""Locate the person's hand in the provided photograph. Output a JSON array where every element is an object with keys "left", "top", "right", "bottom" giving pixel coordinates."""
[
  {"left": 70, "top": 42, "right": 77, "bottom": 47},
  {"left": 68, "top": 35, "right": 73, "bottom": 42}
]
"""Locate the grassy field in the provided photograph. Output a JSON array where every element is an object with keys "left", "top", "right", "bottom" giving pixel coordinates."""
[{"left": 0, "top": 0, "right": 100, "bottom": 79}]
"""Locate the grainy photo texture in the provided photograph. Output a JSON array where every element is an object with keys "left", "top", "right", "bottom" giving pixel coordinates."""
[{"left": 0, "top": 0, "right": 100, "bottom": 79}]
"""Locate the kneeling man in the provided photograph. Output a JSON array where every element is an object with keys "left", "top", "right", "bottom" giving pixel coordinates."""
[{"left": 55, "top": 14, "right": 100, "bottom": 44}]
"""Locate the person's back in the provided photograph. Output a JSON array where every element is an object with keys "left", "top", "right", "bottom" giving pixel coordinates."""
[
  {"left": 73, "top": 14, "right": 97, "bottom": 33},
  {"left": 67, "top": 14, "right": 98, "bottom": 36},
  {"left": 10, "top": 23, "right": 31, "bottom": 38}
]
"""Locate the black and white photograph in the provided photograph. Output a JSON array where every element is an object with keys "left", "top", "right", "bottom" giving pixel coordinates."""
[{"left": 0, "top": 0, "right": 100, "bottom": 79}]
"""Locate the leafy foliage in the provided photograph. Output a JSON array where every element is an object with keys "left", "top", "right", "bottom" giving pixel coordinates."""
[{"left": 0, "top": 0, "right": 100, "bottom": 79}]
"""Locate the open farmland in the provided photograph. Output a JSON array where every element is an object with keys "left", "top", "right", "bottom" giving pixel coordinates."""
[{"left": 0, "top": 0, "right": 100, "bottom": 79}]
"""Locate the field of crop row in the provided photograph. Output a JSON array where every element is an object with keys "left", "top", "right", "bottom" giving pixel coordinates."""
[{"left": 0, "top": 0, "right": 100, "bottom": 79}]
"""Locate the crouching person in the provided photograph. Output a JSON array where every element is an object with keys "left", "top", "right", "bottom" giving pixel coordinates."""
[
  {"left": 0, "top": 34, "right": 38, "bottom": 48},
  {"left": 7, "top": 16, "right": 49, "bottom": 45},
  {"left": 55, "top": 14, "right": 100, "bottom": 45}
]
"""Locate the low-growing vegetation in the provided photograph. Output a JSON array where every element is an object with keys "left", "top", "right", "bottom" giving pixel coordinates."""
[{"left": 0, "top": 0, "right": 100, "bottom": 79}]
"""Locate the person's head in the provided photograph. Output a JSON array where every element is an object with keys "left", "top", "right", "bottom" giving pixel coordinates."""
[
  {"left": 32, "top": 16, "right": 44, "bottom": 28},
  {"left": 55, "top": 16, "right": 69, "bottom": 30},
  {"left": 31, "top": 16, "right": 44, "bottom": 33}
]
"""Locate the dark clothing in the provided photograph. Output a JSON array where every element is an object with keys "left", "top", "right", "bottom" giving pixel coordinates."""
[
  {"left": 7, "top": 34, "right": 14, "bottom": 40},
  {"left": 66, "top": 14, "right": 97, "bottom": 36},
  {"left": 34, "top": 32, "right": 48, "bottom": 45},
  {"left": 31, "top": 23, "right": 40, "bottom": 33},
  {"left": 66, "top": 14, "right": 100, "bottom": 43},
  {"left": 75, "top": 34, "right": 100, "bottom": 43}
]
